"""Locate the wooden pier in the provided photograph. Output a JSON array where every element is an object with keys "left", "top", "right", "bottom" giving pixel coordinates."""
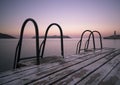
[{"left": 0, "top": 48, "right": 120, "bottom": 85}]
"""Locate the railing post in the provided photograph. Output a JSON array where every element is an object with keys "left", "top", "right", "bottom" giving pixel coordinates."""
[
  {"left": 13, "top": 18, "right": 40, "bottom": 69},
  {"left": 40, "top": 23, "right": 64, "bottom": 58},
  {"left": 93, "top": 31, "right": 103, "bottom": 49},
  {"left": 84, "top": 30, "right": 103, "bottom": 51},
  {"left": 76, "top": 30, "right": 95, "bottom": 54},
  {"left": 85, "top": 31, "right": 96, "bottom": 50}
]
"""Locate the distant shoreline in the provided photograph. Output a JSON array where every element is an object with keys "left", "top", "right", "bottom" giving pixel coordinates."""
[
  {"left": 0, "top": 33, "right": 16, "bottom": 39},
  {"left": 0, "top": 33, "right": 71, "bottom": 39},
  {"left": 32, "top": 35, "right": 71, "bottom": 39},
  {"left": 104, "top": 35, "right": 120, "bottom": 39}
]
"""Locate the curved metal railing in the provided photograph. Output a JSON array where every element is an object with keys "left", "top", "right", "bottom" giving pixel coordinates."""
[
  {"left": 13, "top": 18, "right": 40, "bottom": 69},
  {"left": 85, "top": 31, "right": 103, "bottom": 50},
  {"left": 76, "top": 30, "right": 103, "bottom": 54},
  {"left": 93, "top": 31, "right": 103, "bottom": 49},
  {"left": 76, "top": 30, "right": 95, "bottom": 54},
  {"left": 40, "top": 23, "right": 64, "bottom": 58}
]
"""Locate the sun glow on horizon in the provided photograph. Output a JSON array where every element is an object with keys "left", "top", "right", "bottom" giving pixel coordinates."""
[{"left": 0, "top": 0, "right": 120, "bottom": 38}]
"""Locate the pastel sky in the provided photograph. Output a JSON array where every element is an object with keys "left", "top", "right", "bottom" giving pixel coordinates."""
[{"left": 0, "top": 0, "right": 120, "bottom": 37}]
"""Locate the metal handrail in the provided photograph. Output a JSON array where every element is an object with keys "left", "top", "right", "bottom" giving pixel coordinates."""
[
  {"left": 84, "top": 39, "right": 89, "bottom": 51},
  {"left": 76, "top": 30, "right": 103, "bottom": 54},
  {"left": 76, "top": 30, "right": 95, "bottom": 54},
  {"left": 93, "top": 31, "right": 103, "bottom": 49},
  {"left": 40, "top": 23, "right": 64, "bottom": 58},
  {"left": 13, "top": 18, "right": 40, "bottom": 69},
  {"left": 86, "top": 31, "right": 103, "bottom": 50},
  {"left": 39, "top": 40, "right": 45, "bottom": 57}
]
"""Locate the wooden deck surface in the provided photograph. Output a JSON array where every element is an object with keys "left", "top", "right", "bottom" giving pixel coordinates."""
[{"left": 0, "top": 48, "right": 120, "bottom": 85}]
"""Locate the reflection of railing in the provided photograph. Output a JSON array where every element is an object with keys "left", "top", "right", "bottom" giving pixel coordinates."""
[
  {"left": 13, "top": 18, "right": 40, "bottom": 69},
  {"left": 76, "top": 30, "right": 103, "bottom": 54},
  {"left": 40, "top": 23, "right": 64, "bottom": 58}
]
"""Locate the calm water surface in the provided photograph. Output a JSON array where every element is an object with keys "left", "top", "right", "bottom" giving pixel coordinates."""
[{"left": 0, "top": 38, "right": 120, "bottom": 72}]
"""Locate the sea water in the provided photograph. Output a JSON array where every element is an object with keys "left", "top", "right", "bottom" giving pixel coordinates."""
[{"left": 0, "top": 38, "right": 120, "bottom": 72}]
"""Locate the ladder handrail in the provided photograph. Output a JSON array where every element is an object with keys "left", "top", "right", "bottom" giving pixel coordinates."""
[
  {"left": 86, "top": 31, "right": 103, "bottom": 50},
  {"left": 39, "top": 40, "right": 45, "bottom": 57},
  {"left": 84, "top": 39, "right": 89, "bottom": 51},
  {"left": 40, "top": 23, "right": 64, "bottom": 58},
  {"left": 93, "top": 31, "right": 103, "bottom": 49},
  {"left": 76, "top": 30, "right": 103, "bottom": 54},
  {"left": 76, "top": 30, "right": 95, "bottom": 54},
  {"left": 13, "top": 18, "right": 40, "bottom": 69},
  {"left": 14, "top": 40, "right": 20, "bottom": 68}
]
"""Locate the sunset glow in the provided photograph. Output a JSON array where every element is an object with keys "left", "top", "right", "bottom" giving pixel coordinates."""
[{"left": 0, "top": 0, "right": 120, "bottom": 37}]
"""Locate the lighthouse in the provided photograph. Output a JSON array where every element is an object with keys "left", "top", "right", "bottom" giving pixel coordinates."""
[{"left": 114, "top": 31, "right": 116, "bottom": 36}]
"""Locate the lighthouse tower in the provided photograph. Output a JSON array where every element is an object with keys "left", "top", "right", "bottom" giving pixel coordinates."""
[
  {"left": 114, "top": 31, "right": 116, "bottom": 36},
  {"left": 114, "top": 31, "right": 117, "bottom": 39}
]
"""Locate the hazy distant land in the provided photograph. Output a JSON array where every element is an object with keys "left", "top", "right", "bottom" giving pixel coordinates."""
[
  {"left": 104, "top": 35, "right": 120, "bottom": 39},
  {"left": 0, "top": 33, "right": 71, "bottom": 39},
  {"left": 0, "top": 33, "right": 16, "bottom": 39},
  {"left": 2, "top": 32, "right": 120, "bottom": 40},
  {"left": 32, "top": 35, "right": 71, "bottom": 39}
]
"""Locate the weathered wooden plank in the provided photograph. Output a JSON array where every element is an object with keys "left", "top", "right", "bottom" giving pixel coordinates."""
[
  {"left": 0, "top": 51, "right": 108, "bottom": 78},
  {"left": 75, "top": 50, "right": 120, "bottom": 85},
  {"left": 0, "top": 48, "right": 110, "bottom": 82},
  {"left": 0, "top": 48, "right": 101, "bottom": 78},
  {"left": 0, "top": 51, "right": 97, "bottom": 82},
  {"left": 0, "top": 48, "right": 111, "bottom": 78},
  {"left": 77, "top": 54, "right": 120, "bottom": 85},
  {"left": 45, "top": 49, "right": 120, "bottom": 85},
  {"left": 98, "top": 61, "right": 120, "bottom": 85},
  {"left": 28, "top": 49, "right": 118, "bottom": 85}
]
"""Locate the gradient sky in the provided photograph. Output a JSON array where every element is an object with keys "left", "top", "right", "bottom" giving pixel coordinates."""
[{"left": 0, "top": 0, "right": 120, "bottom": 37}]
